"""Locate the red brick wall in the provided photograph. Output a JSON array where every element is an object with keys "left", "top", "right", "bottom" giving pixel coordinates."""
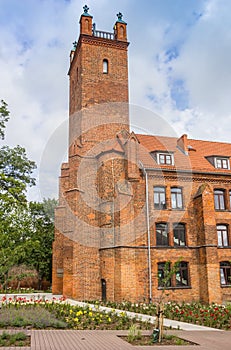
[{"left": 52, "top": 13, "right": 231, "bottom": 305}]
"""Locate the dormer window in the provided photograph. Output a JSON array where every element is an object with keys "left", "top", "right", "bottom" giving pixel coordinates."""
[
  {"left": 157, "top": 152, "right": 174, "bottom": 165},
  {"left": 215, "top": 157, "right": 229, "bottom": 169},
  {"left": 206, "top": 156, "right": 230, "bottom": 169},
  {"left": 103, "top": 59, "right": 108, "bottom": 74},
  {"left": 151, "top": 151, "right": 174, "bottom": 165}
]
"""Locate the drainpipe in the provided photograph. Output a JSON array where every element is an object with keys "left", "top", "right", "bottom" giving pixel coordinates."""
[{"left": 140, "top": 162, "right": 152, "bottom": 303}]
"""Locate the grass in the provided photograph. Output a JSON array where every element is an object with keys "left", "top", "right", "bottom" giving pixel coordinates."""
[{"left": 0, "top": 331, "right": 30, "bottom": 347}]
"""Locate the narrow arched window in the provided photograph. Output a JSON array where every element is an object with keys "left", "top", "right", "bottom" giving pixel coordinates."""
[
  {"left": 120, "top": 25, "right": 124, "bottom": 37},
  {"left": 85, "top": 19, "right": 90, "bottom": 31},
  {"left": 103, "top": 59, "right": 108, "bottom": 74}
]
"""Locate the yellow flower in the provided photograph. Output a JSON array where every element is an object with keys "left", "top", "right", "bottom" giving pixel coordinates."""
[
  {"left": 74, "top": 317, "right": 79, "bottom": 322},
  {"left": 89, "top": 312, "right": 93, "bottom": 317}
]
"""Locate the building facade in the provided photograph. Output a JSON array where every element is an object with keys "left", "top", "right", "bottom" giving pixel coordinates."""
[{"left": 52, "top": 7, "right": 231, "bottom": 304}]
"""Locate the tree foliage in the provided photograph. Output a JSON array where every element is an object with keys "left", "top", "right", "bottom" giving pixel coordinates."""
[
  {"left": 154, "top": 260, "right": 181, "bottom": 343},
  {"left": 0, "top": 100, "right": 56, "bottom": 290},
  {"left": 0, "top": 100, "right": 10, "bottom": 140},
  {"left": 0, "top": 100, "right": 36, "bottom": 204}
]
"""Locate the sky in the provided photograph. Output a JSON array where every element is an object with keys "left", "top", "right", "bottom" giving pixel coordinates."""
[{"left": 1, "top": 0, "right": 231, "bottom": 200}]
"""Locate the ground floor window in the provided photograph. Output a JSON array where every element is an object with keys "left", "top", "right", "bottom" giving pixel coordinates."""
[
  {"left": 175, "top": 262, "right": 189, "bottom": 287},
  {"left": 220, "top": 261, "right": 231, "bottom": 286},
  {"left": 158, "top": 262, "right": 171, "bottom": 287},
  {"left": 157, "top": 261, "right": 190, "bottom": 289}
]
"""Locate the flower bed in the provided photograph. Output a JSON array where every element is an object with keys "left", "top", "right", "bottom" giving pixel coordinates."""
[
  {"left": 85, "top": 300, "right": 231, "bottom": 330},
  {"left": 0, "top": 296, "right": 151, "bottom": 330},
  {"left": 1, "top": 295, "right": 231, "bottom": 330},
  {"left": 164, "top": 302, "right": 231, "bottom": 330}
]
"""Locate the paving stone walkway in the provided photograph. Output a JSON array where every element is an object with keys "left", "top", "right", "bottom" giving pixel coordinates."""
[{"left": 1, "top": 329, "right": 231, "bottom": 350}]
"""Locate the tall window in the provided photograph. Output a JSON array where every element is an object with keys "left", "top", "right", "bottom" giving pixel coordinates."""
[
  {"left": 156, "top": 223, "right": 169, "bottom": 246},
  {"left": 171, "top": 187, "right": 183, "bottom": 209},
  {"left": 220, "top": 262, "right": 231, "bottom": 286},
  {"left": 103, "top": 59, "right": 108, "bottom": 73},
  {"left": 229, "top": 191, "right": 231, "bottom": 210},
  {"left": 214, "top": 189, "right": 225, "bottom": 210},
  {"left": 154, "top": 186, "right": 166, "bottom": 209},
  {"left": 158, "top": 262, "right": 171, "bottom": 287},
  {"left": 173, "top": 223, "right": 186, "bottom": 246},
  {"left": 175, "top": 262, "right": 189, "bottom": 287},
  {"left": 217, "top": 225, "right": 229, "bottom": 247}
]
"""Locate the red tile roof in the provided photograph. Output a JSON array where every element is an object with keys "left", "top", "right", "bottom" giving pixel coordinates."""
[{"left": 136, "top": 134, "right": 231, "bottom": 174}]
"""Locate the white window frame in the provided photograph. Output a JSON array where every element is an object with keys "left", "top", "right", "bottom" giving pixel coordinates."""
[
  {"left": 214, "top": 157, "right": 230, "bottom": 170},
  {"left": 157, "top": 153, "right": 174, "bottom": 165}
]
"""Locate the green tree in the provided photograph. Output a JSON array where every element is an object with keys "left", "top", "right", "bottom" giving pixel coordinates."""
[
  {"left": 25, "top": 200, "right": 55, "bottom": 287},
  {"left": 0, "top": 199, "right": 55, "bottom": 290},
  {"left": 0, "top": 100, "right": 36, "bottom": 204},
  {"left": 42, "top": 197, "right": 58, "bottom": 222},
  {"left": 0, "top": 205, "right": 32, "bottom": 289},
  {"left": 0, "top": 99, "right": 10, "bottom": 140},
  {"left": 154, "top": 260, "right": 181, "bottom": 343},
  {"left": 0, "top": 100, "right": 37, "bottom": 288}
]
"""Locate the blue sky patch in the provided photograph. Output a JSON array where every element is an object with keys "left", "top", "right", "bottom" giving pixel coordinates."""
[{"left": 170, "top": 79, "right": 189, "bottom": 110}]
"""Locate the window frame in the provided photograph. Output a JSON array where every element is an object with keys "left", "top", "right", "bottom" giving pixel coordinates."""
[
  {"left": 156, "top": 222, "right": 169, "bottom": 246},
  {"left": 214, "top": 189, "right": 226, "bottom": 210},
  {"left": 173, "top": 223, "right": 186, "bottom": 246},
  {"left": 217, "top": 224, "right": 229, "bottom": 247},
  {"left": 154, "top": 186, "right": 166, "bottom": 210},
  {"left": 215, "top": 157, "right": 230, "bottom": 169},
  {"left": 175, "top": 261, "right": 189, "bottom": 287},
  {"left": 220, "top": 261, "right": 231, "bottom": 286},
  {"left": 158, "top": 262, "right": 171, "bottom": 288},
  {"left": 103, "top": 59, "right": 109, "bottom": 74},
  {"left": 157, "top": 153, "right": 174, "bottom": 165},
  {"left": 171, "top": 187, "right": 183, "bottom": 210}
]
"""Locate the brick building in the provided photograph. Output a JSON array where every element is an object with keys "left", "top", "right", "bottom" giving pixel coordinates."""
[{"left": 52, "top": 6, "right": 231, "bottom": 304}]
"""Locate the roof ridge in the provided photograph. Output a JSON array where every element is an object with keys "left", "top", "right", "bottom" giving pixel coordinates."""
[{"left": 136, "top": 133, "right": 231, "bottom": 146}]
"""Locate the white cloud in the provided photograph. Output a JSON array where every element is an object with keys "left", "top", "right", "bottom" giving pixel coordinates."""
[{"left": 1, "top": 0, "right": 231, "bottom": 200}]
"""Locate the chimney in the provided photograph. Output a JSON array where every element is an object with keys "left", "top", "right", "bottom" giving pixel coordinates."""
[{"left": 177, "top": 134, "right": 188, "bottom": 155}]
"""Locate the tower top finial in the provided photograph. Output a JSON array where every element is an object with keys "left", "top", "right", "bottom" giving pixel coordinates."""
[
  {"left": 82, "top": 4, "right": 92, "bottom": 17},
  {"left": 83, "top": 5, "right": 89, "bottom": 14},
  {"left": 116, "top": 12, "right": 127, "bottom": 24}
]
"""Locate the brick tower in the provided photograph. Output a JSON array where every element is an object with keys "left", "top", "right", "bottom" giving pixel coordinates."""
[{"left": 52, "top": 6, "right": 140, "bottom": 301}]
